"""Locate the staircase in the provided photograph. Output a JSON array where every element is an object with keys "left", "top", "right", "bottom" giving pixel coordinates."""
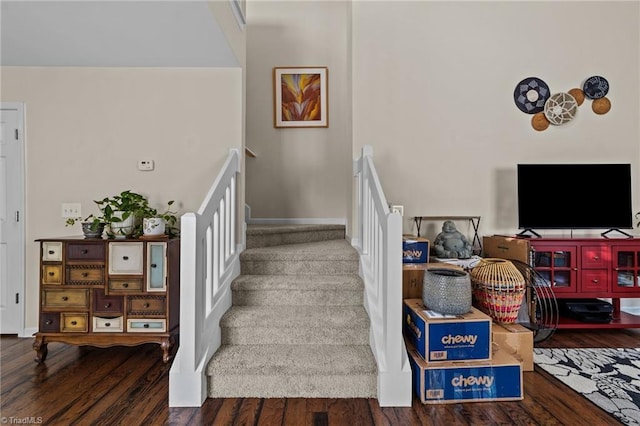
[{"left": 205, "top": 224, "right": 377, "bottom": 398}]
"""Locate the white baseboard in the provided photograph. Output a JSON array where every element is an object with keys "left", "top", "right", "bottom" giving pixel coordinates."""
[
  {"left": 621, "top": 307, "right": 640, "bottom": 316},
  {"left": 21, "top": 327, "right": 37, "bottom": 338},
  {"left": 247, "top": 217, "right": 346, "bottom": 225}
]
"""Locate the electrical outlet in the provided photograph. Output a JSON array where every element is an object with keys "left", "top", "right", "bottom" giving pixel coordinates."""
[
  {"left": 391, "top": 205, "right": 404, "bottom": 216},
  {"left": 62, "top": 203, "right": 81, "bottom": 218},
  {"left": 138, "top": 159, "right": 154, "bottom": 171}
]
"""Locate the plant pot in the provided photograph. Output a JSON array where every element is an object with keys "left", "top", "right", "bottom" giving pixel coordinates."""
[
  {"left": 422, "top": 268, "right": 472, "bottom": 315},
  {"left": 82, "top": 222, "right": 105, "bottom": 239},
  {"left": 109, "top": 211, "right": 136, "bottom": 239},
  {"left": 143, "top": 217, "right": 166, "bottom": 236}
]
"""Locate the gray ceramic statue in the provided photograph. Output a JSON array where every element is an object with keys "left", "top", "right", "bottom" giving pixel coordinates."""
[{"left": 433, "top": 220, "right": 473, "bottom": 259}]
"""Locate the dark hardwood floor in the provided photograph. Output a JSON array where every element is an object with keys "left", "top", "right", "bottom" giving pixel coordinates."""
[{"left": 1, "top": 328, "right": 639, "bottom": 425}]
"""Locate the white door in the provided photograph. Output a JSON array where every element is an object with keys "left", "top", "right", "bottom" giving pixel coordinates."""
[{"left": 0, "top": 103, "right": 25, "bottom": 335}]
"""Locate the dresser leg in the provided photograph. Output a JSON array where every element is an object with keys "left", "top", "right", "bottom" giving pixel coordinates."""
[
  {"left": 161, "top": 338, "right": 172, "bottom": 363},
  {"left": 33, "top": 337, "right": 48, "bottom": 363}
]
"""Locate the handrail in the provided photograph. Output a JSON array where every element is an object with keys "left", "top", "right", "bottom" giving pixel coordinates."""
[
  {"left": 169, "top": 148, "right": 242, "bottom": 407},
  {"left": 352, "top": 145, "right": 411, "bottom": 406}
]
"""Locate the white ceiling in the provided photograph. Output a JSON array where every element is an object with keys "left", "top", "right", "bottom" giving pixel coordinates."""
[{"left": 1, "top": 0, "right": 239, "bottom": 67}]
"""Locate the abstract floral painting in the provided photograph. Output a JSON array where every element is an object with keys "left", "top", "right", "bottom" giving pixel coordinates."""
[{"left": 274, "top": 67, "right": 328, "bottom": 128}]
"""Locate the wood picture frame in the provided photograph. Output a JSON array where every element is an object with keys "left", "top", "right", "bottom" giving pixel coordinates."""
[{"left": 273, "top": 66, "right": 328, "bottom": 128}]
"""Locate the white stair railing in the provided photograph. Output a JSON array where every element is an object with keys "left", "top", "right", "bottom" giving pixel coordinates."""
[
  {"left": 353, "top": 145, "right": 412, "bottom": 407},
  {"left": 169, "top": 148, "right": 242, "bottom": 407}
]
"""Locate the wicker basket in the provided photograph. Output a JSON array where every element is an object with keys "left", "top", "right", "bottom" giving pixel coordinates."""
[
  {"left": 422, "top": 268, "right": 472, "bottom": 315},
  {"left": 470, "top": 258, "right": 525, "bottom": 324}
]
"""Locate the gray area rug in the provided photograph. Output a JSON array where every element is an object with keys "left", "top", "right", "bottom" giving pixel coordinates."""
[{"left": 534, "top": 348, "right": 640, "bottom": 425}]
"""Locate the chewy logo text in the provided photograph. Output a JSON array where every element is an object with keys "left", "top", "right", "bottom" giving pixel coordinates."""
[
  {"left": 441, "top": 334, "right": 477, "bottom": 345},
  {"left": 403, "top": 249, "right": 422, "bottom": 258},
  {"left": 451, "top": 375, "right": 494, "bottom": 388}
]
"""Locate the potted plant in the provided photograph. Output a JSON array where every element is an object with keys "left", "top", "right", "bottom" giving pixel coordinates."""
[
  {"left": 65, "top": 214, "right": 106, "bottom": 238},
  {"left": 141, "top": 200, "right": 179, "bottom": 237},
  {"left": 94, "top": 190, "right": 151, "bottom": 239}
]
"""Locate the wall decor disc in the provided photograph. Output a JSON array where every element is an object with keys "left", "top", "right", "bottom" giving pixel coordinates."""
[
  {"left": 568, "top": 88, "right": 585, "bottom": 106},
  {"left": 592, "top": 97, "right": 611, "bottom": 115},
  {"left": 531, "top": 112, "right": 550, "bottom": 131},
  {"left": 583, "top": 76, "right": 609, "bottom": 99},
  {"left": 543, "top": 92, "right": 578, "bottom": 125},
  {"left": 514, "top": 77, "right": 550, "bottom": 114}
]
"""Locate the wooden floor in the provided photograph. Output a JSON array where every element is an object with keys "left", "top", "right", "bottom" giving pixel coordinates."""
[{"left": 1, "top": 328, "right": 639, "bottom": 425}]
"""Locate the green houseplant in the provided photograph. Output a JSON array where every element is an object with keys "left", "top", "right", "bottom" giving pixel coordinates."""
[
  {"left": 65, "top": 214, "right": 106, "bottom": 238},
  {"left": 141, "top": 200, "right": 179, "bottom": 237},
  {"left": 65, "top": 190, "right": 178, "bottom": 238}
]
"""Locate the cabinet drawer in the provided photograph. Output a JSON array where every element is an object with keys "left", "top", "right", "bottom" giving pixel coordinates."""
[
  {"left": 66, "top": 243, "right": 105, "bottom": 261},
  {"left": 582, "top": 246, "right": 608, "bottom": 269},
  {"left": 581, "top": 270, "right": 609, "bottom": 292},
  {"left": 127, "top": 319, "right": 166, "bottom": 332},
  {"left": 128, "top": 296, "right": 166, "bottom": 315},
  {"left": 93, "top": 316, "right": 124, "bottom": 332},
  {"left": 42, "top": 289, "right": 89, "bottom": 310},
  {"left": 39, "top": 313, "right": 60, "bottom": 332},
  {"left": 108, "top": 278, "right": 144, "bottom": 293},
  {"left": 109, "top": 242, "right": 144, "bottom": 275},
  {"left": 42, "top": 264, "right": 63, "bottom": 285},
  {"left": 61, "top": 313, "right": 88, "bottom": 332},
  {"left": 66, "top": 265, "right": 105, "bottom": 285},
  {"left": 93, "top": 289, "right": 123, "bottom": 314},
  {"left": 42, "top": 242, "right": 63, "bottom": 262}
]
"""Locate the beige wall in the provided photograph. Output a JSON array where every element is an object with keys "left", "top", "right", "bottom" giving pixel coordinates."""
[
  {"left": 351, "top": 1, "right": 640, "bottom": 240},
  {"left": 247, "top": 1, "right": 639, "bottom": 241},
  {"left": 1, "top": 67, "right": 243, "bottom": 329},
  {"left": 245, "top": 1, "right": 352, "bottom": 225}
]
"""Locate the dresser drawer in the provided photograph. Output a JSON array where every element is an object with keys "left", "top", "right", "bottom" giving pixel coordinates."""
[
  {"left": 42, "top": 289, "right": 89, "bottom": 310},
  {"left": 581, "top": 246, "right": 608, "bottom": 269},
  {"left": 581, "top": 270, "right": 609, "bottom": 292},
  {"left": 66, "top": 265, "right": 105, "bottom": 285},
  {"left": 42, "top": 264, "right": 63, "bottom": 285},
  {"left": 93, "top": 289, "right": 123, "bottom": 314},
  {"left": 42, "top": 242, "right": 63, "bottom": 262},
  {"left": 108, "top": 278, "right": 144, "bottom": 293},
  {"left": 128, "top": 296, "right": 166, "bottom": 315},
  {"left": 39, "top": 313, "right": 60, "bottom": 332},
  {"left": 127, "top": 319, "right": 166, "bottom": 332},
  {"left": 109, "top": 242, "right": 144, "bottom": 275},
  {"left": 93, "top": 316, "right": 124, "bottom": 332},
  {"left": 61, "top": 313, "right": 88, "bottom": 332},
  {"left": 66, "top": 243, "right": 105, "bottom": 261}
]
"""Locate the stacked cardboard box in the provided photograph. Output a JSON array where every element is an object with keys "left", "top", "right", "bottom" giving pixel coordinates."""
[
  {"left": 403, "top": 298, "right": 524, "bottom": 404},
  {"left": 403, "top": 235, "right": 430, "bottom": 263}
]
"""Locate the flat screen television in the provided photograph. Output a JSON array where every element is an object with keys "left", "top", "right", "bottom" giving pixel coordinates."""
[{"left": 517, "top": 163, "right": 633, "bottom": 236}]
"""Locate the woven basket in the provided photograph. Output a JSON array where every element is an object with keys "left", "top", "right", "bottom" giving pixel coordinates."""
[
  {"left": 422, "top": 268, "right": 472, "bottom": 315},
  {"left": 470, "top": 258, "right": 525, "bottom": 324}
]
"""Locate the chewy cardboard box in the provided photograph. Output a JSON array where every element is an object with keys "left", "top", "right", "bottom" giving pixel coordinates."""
[
  {"left": 482, "top": 235, "right": 531, "bottom": 264},
  {"left": 491, "top": 322, "right": 534, "bottom": 371},
  {"left": 404, "top": 298, "right": 492, "bottom": 362},
  {"left": 403, "top": 236, "right": 430, "bottom": 263},
  {"left": 406, "top": 339, "right": 523, "bottom": 404}
]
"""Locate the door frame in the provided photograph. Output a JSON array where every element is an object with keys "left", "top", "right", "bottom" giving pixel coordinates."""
[{"left": 1, "top": 102, "right": 26, "bottom": 336}]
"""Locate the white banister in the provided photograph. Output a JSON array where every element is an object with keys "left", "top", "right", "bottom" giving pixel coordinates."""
[
  {"left": 169, "top": 148, "right": 242, "bottom": 407},
  {"left": 353, "top": 145, "right": 412, "bottom": 407}
]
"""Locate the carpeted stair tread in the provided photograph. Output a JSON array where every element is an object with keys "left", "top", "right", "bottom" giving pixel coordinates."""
[
  {"left": 207, "top": 344, "right": 376, "bottom": 376},
  {"left": 241, "top": 239, "right": 358, "bottom": 261},
  {"left": 231, "top": 274, "right": 363, "bottom": 306},
  {"left": 220, "top": 305, "right": 369, "bottom": 328},
  {"left": 231, "top": 274, "right": 363, "bottom": 291},
  {"left": 246, "top": 224, "right": 346, "bottom": 236},
  {"left": 245, "top": 224, "right": 346, "bottom": 249}
]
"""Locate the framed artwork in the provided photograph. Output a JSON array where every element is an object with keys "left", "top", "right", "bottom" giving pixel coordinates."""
[{"left": 273, "top": 67, "right": 328, "bottom": 128}]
